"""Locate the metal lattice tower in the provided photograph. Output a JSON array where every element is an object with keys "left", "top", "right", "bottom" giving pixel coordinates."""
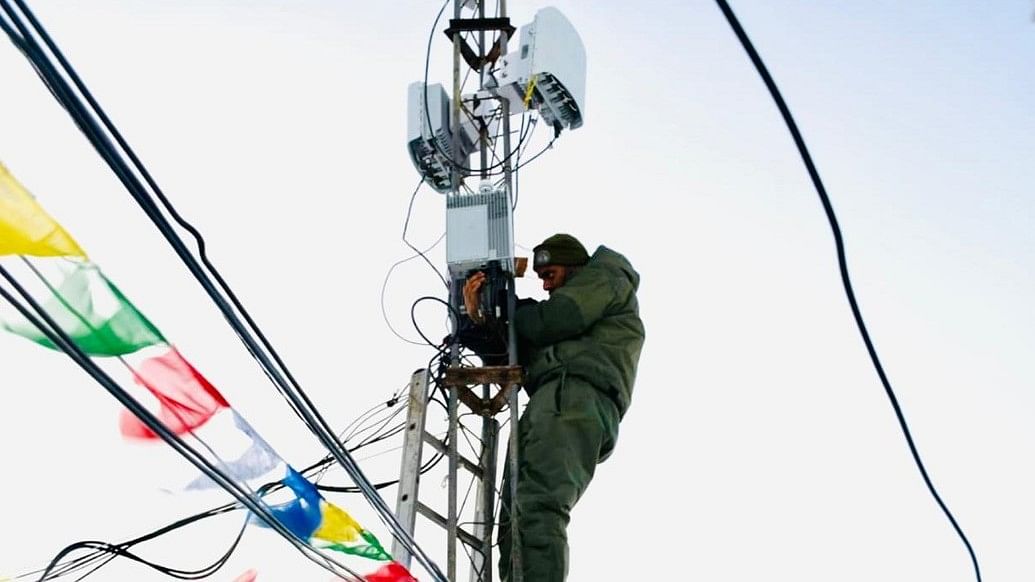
[{"left": 393, "top": 1, "right": 524, "bottom": 581}]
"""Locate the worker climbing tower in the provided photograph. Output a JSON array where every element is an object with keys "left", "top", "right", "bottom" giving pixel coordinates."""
[{"left": 396, "top": 2, "right": 586, "bottom": 580}]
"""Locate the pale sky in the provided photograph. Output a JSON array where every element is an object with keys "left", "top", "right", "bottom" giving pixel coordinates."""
[{"left": 1, "top": 1, "right": 1033, "bottom": 581}]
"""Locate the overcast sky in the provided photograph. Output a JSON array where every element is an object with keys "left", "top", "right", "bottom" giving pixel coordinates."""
[{"left": 1, "top": 1, "right": 1033, "bottom": 581}]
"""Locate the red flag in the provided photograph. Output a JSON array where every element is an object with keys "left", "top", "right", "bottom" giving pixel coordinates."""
[
  {"left": 120, "top": 348, "right": 229, "bottom": 439},
  {"left": 231, "top": 569, "right": 258, "bottom": 582},
  {"left": 364, "top": 562, "right": 418, "bottom": 582}
]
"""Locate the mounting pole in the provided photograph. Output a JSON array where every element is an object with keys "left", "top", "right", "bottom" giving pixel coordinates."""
[{"left": 446, "top": 1, "right": 465, "bottom": 580}]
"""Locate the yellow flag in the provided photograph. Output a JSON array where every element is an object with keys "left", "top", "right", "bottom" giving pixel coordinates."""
[
  {"left": 312, "top": 501, "right": 363, "bottom": 543},
  {"left": 0, "top": 162, "right": 86, "bottom": 258}
]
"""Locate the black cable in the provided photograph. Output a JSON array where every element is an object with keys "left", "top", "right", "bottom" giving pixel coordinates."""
[
  {"left": 31, "top": 445, "right": 447, "bottom": 581},
  {"left": 24, "top": 388, "right": 439, "bottom": 581},
  {"left": 7, "top": 0, "right": 296, "bottom": 443},
  {"left": 424, "top": 349, "right": 453, "bottom": 416},
  {"left": 426, "top": 283, "right": 511, "bottom": 365},
  {"left": 1, "top": 0, "right": 321, "bottom": 435},
  {"left": 411, "top": 295, "right": 463, "bottom": 352},
  {"left": 712, "top": 2, "right": 981, "bottom": 580},
  {"left": 1, "top": 14, "right": 357, "bottom": 570},
  {"left": 40, "top": 519, "right": 247, "bottom": 581},
  {"left": 20, "top": 17, "right": 396, "bottom": 547},
  {"left": 355, "top": 412, "right": 408, "bottom": 449},
  {"left": 0, "top": 0, "right": 317, "bottom": 430},
  {"left": 8, "top": 2, "right": 462, "bottom": 576},
  {"left": 0, "top": 272, "right": 361, "bottom": 582},
  {"left": 21, "top": 504, "right": 238, "bottom": 581},
  {"left": 338, "top": 403, "right": 406, "bottom": 455},
  {"left": 0, "top": 5, "right": 445, "bottom": 575}
]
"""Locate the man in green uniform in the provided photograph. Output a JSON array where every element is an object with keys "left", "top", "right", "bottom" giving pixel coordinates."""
[{"left": 463, "top": 233, "right": 645, "bottom": 582}]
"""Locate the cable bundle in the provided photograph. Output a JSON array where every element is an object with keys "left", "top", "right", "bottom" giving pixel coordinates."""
[{"left": 0, "top": 1, "right": 445, "bottom": 579}]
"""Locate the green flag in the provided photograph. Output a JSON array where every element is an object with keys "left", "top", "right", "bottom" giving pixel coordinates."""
[{"left": 3, "top": 261, "right": 165, "bottom": 356}]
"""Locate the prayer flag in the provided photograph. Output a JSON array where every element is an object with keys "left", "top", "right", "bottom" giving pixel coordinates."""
[
  {"left": 185, "top": 410, "right": 283, "bottom": 490},
  {"left": 120, "top": 348, "right": 229, "bottom": 439},
  {"left": 0, "top": 162, "right": 86, "bottom": 258},
  {"left": 363, "top": 563, "right": 418, "bottom": 582},
  {"left": 2, "top": 261, "right": 165, "bottom": 355}
]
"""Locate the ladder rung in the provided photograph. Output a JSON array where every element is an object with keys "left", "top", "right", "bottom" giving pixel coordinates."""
[
  {"left": 423, "top": 431, "right": 484, "bottom": 479},
  {"left": 417, "top": 502, "right": 486, "bottom": 552}
]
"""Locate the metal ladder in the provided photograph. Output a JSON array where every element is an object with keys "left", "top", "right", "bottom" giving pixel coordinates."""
[{"left": 392, "top": 366, "right": 524, "bottom": 582}]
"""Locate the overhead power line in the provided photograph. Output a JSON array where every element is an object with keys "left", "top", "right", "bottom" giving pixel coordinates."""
[
  {"left": 22, "top": 387, "right": 448, "bottom": 582},
  {"left": 0, "top": 269, "right": 366, "bottom": 582},
  {"left": 0, "top": 1, "right": 446, "bottom": 579}
]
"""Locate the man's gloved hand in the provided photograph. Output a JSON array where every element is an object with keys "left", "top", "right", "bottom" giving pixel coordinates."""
[{"left": 463, "top": 271, "right": 487, "bottom": 324}]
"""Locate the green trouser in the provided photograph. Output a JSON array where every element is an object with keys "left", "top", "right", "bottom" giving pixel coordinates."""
[{"left": 498, "top": 374, "right": 621, "bottom": 582}]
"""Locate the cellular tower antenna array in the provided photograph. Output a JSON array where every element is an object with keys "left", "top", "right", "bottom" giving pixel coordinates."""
[{"left": 396, "top": 2, "right": 586, "bottom": 581}]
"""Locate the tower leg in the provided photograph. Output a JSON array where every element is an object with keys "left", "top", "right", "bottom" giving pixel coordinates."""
[
  {"left": 469, "top": 402, "right": 499, "bottom": 582},
  {"left": 447, "top": 383, "right": 460, "bottom": 581},
  {"left": 507, "top": 385, "right": 524, "bottom": 582}
]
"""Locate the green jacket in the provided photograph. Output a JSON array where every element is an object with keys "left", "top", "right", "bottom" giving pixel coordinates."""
[{"left": 514, "top": 246, "right": 645, "bottom": 417}]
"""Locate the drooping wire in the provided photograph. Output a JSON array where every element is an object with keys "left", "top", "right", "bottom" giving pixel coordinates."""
[
  {"left": 401, "top": 179, "right": 449, "bottom": 289},
  {"left": 411, "top": 295, "right": 465, "bottom": 353},
  {"left": 18, "top": 504, "right": 242, "bottom": 582},
  {"left": 381, "top": 231, "right": 447, "bottom": 346},
  {"left": 0, "top": 3, "right": 445, "bottom": 576},
  {"left": 712, "top": 2, "right": 981, "bottom": 580},
  {"left": 0, "top": 297, "right": 360, "bottom": 582},
  {"left": 352, "top": 406, "right": 408, "bottom": 449},
  {"left": 14, "top": 334, "right": 454, "bottom": 582},
  {"left": 312, "top": 392, "right": 407, "bottom": 484},
  {"left": 7, "top": 260, "right": 404, "bottom": 582},
  {"left": 24, "top": 344, "right": 454, "bottom": 581},
  {"left": 16, "top": 376, "right": 445, "bottom": 582},
  {"left": 5, "top": 1, "right": 500, "bottom": 577},
  {"left": 30, "top": 519, "right": 248, "bottom": 582}
]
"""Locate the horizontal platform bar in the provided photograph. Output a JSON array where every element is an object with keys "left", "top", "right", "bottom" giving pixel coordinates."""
[
  {"left": 444, "top": 17, "right": 515, "bottom": 36},
  {"left": 444, "top": 365, "right": 524, "bottom": 387}
]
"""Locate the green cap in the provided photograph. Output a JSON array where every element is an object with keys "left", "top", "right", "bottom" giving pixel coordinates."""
[{"left": 533, "top": 234, "right": 589, "bottom": 268}]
